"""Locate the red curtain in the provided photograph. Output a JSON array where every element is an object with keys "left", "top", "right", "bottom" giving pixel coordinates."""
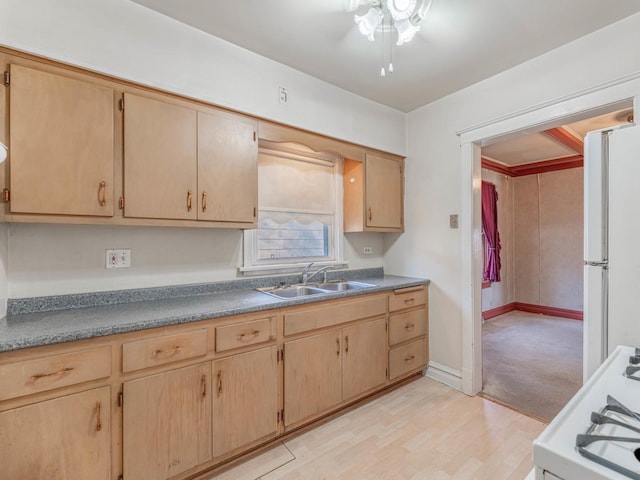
[{"left": 482, "top": 181, "right": 501, "bottom": 282}]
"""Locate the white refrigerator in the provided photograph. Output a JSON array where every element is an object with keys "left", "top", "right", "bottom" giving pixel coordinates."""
[{"left": 584, "top": 122, "right": 640, "bottom": 380}]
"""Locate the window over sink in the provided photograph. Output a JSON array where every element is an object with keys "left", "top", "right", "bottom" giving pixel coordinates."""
[{"left": 241, "top": 141, "right": 345, "bottom": 274}]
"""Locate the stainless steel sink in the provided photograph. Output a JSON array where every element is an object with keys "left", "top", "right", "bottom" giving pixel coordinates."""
[
  {"left": 312, "top": 281, "right": 375, "bottom": 291},
  {"left": 256, "top": 281, "right": 375, "bottom": 299},
  {"left": 256, "top": 285, "right": 329, "bottom": 299}
]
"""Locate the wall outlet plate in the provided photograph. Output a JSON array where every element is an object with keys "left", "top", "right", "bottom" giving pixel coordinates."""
[
  {"left": 363, "top": 247, "right": 373, "bottom": 255},
  {"left": 449, "top": 214, "right": 459, "bottom": 229},
  {"left": 106, "top": 249, "right": 131, "bottom": 269}
]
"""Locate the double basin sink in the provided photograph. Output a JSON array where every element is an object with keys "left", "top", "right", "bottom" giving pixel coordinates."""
[{"left": 256, "top": 281, "right": 375, "bottom": 300}]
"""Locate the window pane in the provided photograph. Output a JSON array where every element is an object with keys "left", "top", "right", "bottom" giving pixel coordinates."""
[{"left": 257, "top": 213, "right": 332, "bottom": 260}]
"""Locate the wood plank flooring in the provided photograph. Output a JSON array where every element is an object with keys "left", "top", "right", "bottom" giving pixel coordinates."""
[{"left": 209, "top": 377, "right": 545, "bottom": 480}]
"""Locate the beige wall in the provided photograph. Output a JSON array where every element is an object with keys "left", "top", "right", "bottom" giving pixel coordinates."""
[
  {"left": 481, "top": 167, "right": 584, "bottom": 312},
  {"left": 481, "top": 169, "right": 514, "bottom": 311},
  {"left": 514, "top": 168, "right": 584, "bottom": 311}
]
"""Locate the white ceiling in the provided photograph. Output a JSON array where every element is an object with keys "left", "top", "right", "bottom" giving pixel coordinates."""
[
  {"left": 132, "top": 0, "right": 640, "bottom": 112},
  {"left": 482, "top": 108, "right": 635, "bottom": 166}
]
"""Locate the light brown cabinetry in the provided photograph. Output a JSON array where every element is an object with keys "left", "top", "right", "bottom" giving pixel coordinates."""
[
  {"left": 8, "top": 64, "right": 114, "bottom": 217},
  {"left": 197, "top": 109, "right": 257, "bottom": 223},
  {"left": 344, "top": 153, "right": 404, "bottom": 232},
  {"left": 123, "top": 362, "right": 212, "bottom": 480},
  {"left": 213, "top": 346, "right": 278, "bottom": 457},
  {"left": 388, "top": 286, "right": 429, "bottom": 380},
  {"left": 0, "top": 386, "right": 111, "bottom": 480},
  {"left": 123, "top": 93, "right": 257, "bottom": 225},
  {"left": 283, "top": 310, "right": 387, "bottom": 427},
  {"left": 123, "top": 93, "right": 198, "bottom": 220},
  {"left": 284, "top": 330, "right": 343, "bottom": 427}
]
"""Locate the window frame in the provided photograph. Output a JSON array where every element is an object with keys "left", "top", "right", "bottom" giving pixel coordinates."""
[{"left": 240, "top": 142, "right": 347, "bottom": 275}]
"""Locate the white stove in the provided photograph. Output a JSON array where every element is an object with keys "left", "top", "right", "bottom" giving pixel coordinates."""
[{"left": 533, "top": 345, "right": 640, "bottom": 479}]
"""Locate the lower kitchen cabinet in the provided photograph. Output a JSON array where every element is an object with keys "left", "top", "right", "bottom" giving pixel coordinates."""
[
  {"left": 123, "top": 362, "right": 212, "bottom": 480},
  {"left": 284, "top": 330, "right": 343, "bottom": 427},
  {"left": 0, "top": 386, "right": 111, "bottom": 480},
  {"left": 283, "top": 316, "right": 387, "bottom": 428},
  {"left": 342, "top": 317, "right": 388, "bottom": 401},
  {"left": 213, "top": 346, "right": 279, "bottom": 457}
]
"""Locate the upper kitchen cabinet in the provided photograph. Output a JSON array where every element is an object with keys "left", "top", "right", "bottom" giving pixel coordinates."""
[
  {"left": 123, "top": 93, "right": 257, "bottom": 226},
  {"left": 197, "top": 110, "right": 257, "bottom": 224},
  {"left": 123, "top": 93, "right": 198, "bottom": 221},
  {"left": 8, "top": 64, "right": 114, "bottom": 216},
  {"left": 344, "top": 153, "right": 404, "bottom": 232}
]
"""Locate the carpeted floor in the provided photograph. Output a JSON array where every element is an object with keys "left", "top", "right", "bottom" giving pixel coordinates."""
[{"left": 482, "top": 310, "right": 583, "bottom": 423}]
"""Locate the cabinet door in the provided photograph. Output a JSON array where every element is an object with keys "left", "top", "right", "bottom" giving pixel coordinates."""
[
  {"left": 213, "top": 346, "right": 278, "bottom": 457},
  {"left": 124, "top": 93, "right": 197, "bottom": 220},
  {"left": 342, "top": 317, "right": 388, "bottom": 401},
  {"left": 284, "top": 331, "right": 342, "bottom": 427},
  {"left": 365, "top": 153, "right": 403, "bottom": 229},
  {"left": 0, "top": 386, "right": 110, "bottom": 480},
  {"left": 123, "top": 362, "right": 212, "bottom": 480},
  {"left": 197, "top": 110, "right": 257, "bottom": 223},
  {"left": 9, "top": 64, "right": 114, "bottom": 216}
]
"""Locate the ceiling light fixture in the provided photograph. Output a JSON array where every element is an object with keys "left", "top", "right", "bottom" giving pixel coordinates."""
[{"left": 351, "top": 0, "right": 433, "bottom": 76}]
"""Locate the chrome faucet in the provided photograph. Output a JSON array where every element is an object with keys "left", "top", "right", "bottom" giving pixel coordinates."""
[{"left": 302, "top": 263, "right": 334, "bottom": 284}]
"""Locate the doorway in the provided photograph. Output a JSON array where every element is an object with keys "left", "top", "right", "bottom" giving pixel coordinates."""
[{"left": 458, "top": 84, "right": 638, "bottom": 398}]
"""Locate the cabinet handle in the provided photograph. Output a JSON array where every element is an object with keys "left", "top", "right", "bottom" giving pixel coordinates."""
[
  {"left": 404, "top": 322, "right": 415, "bottom": 331},
  {"left": 404, "top": 298, "right": 415, "bottom": 305},
  {"left": 187, "top": 190, "right": 192, "bottom": 212},
  {"left": 201, "top": 374, "right": 207, "bottom": 399},
  {"left": 336, "top": 338, "right": 340, "bottom": 357},
  {"left": 152, "top": 345, "right": 182, "bottom": 358},
  {"left": 238, "top": 330, "right": 260, "bottom": 341},
  {"left": 217, "top": 370, "right": 223, "bottom": 397},
  {"left": 368, "top": 207, "right": 372, "bottom": 222},
  {"left": 202, "top": 191, "right": 207, "bottom": 213},
  {"left": 404, "top": 355, "right": 416, "bottom": 364},
  {"left": 30, "top": 366, "right": 74, "bottom": 381},
  {"left": 345, "top": 335, "right": 349, "bottom": 353},
  {"left": 95, "top": 401, "right": 102, "bottom": 432},
  {"left": 98, "top": 181, "right": 106, "bottom": 206}
]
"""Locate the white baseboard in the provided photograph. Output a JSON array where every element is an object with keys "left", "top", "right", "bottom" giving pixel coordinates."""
[{"left": 424, "top": 361, "right": 462, "bottom": 391}]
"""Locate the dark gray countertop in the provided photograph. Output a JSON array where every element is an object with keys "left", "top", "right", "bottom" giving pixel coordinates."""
[{"left": 0, "top": 272, "right": 428, "bottom": 353}]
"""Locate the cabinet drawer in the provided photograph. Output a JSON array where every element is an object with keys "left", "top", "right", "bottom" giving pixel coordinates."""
[
  {"left": 389, "top": 338, "right": 427, "bottom": 380},
  {"left": 122, "top": 329, "right": 207, "bottom": 373},
  {"left": 284, "top": 295, "right": 386, "bottom": 336},
  {"left": 215, "top": 317, "right": 275, "bottom": 352},
  {"left": 389, "top": 308, "right": 427, "bottom": 346},
  {"left": 0, "top": 346, "right": 112, "bottom": 401},
  {"left": 388, "top": 286, "right": 427, "bottom": 312}
]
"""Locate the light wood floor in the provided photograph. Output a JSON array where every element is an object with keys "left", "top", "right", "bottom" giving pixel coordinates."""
[{"left": 209, "top": 377, "right": 545, "bottom": 480}]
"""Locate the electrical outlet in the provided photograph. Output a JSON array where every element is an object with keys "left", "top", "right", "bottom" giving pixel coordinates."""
[
  {"left": 363, "top": 247, "right": 373, "bottom": 255},
  {"left": 450, "top": 214, "right": 459, "bottom": 229},
  {"left": 106, "top": 249, "right": 131, "bottom": 269},
  {"left": 279, "top": 86, "right": 288, "bottom": 104}
]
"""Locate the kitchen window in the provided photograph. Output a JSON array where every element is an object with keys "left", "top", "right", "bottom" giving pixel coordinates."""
[{"left": 241, "top": 142, "right": 345, "bottom": 274}]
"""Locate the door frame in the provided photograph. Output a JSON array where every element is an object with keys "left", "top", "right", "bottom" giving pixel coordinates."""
[{"left": 457, "top": 78, "right": 640, "bottom": 396}]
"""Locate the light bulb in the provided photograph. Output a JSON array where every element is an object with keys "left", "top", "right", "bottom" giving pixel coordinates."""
[
  {"left": 389, "top": 62, "right": 394, "bottom": 73},
  {"left": 380, "top": 66, "right": 386, "bottom": 77}
]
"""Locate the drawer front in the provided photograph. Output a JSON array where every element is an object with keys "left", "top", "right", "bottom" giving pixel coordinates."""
[
  {"left": 0, "top": 346, "right": 112, "bottom": 401},
  {"left": 122, "top": 329, "right": 208, "bottom": 373},
  {"left": 388, "top": 287, "right": 427, "bottom": 312},
  {"left": 389, "top": 308, "right": 427, "bottom": 346},
  {"left": 215, "top": 317, "right": 275, "bottom": 353},
  {"left": 389, "top": 338, "right": 427, "bottom": 380},
  {"left": 284, "top": 295, "right": 387, "bottom": 336}
]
